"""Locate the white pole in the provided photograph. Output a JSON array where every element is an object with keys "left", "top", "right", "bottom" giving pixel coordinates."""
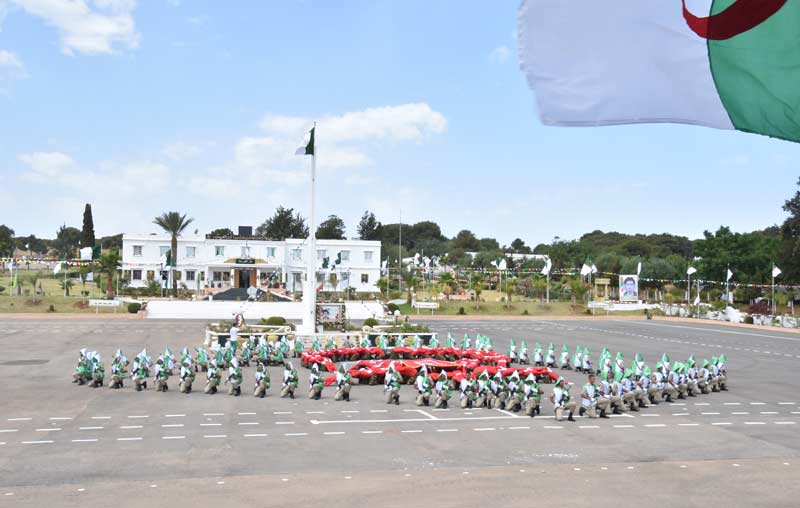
[
  {"left": 772, "top": 271, "right": 776, "bottom": 316},
  {"left": 302, "top": 138, "right": 317, "bottom": 335},
  {"left": 687, "top": 272, "right": 691, "bottom": 306},
  {"left": 546, "top": 271, "right": 550, "bottom": 304},
  {"left": 398, "top": 208, "right": 402, "bottom": 293}
]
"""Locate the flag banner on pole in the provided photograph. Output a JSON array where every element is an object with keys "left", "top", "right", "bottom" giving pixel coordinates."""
[
  {"left": 85, "top": 272, "right": 94, "bottom": 283},
  {"left": 295, "top": 126, "right": 315, "bottom": 156},
  {"left": 637, "top": 261, "right": 642, "bottom": 276},
  {"left": 79, "top": 247, "right": 93, "bottom": 261},
  {"left": 541, "top": 258, "right": 552, "bottom": 276},
  {"left": 694, "top": 295, "right": 701, "bottom": 305},
  {"left": 580, "top": 264, "right": 591, "bottom": 276},
  {"left": 773, "top": 266, "right": 782, "bottom": 278},
  {"left": 518, "top": 0, "right": 800, "bottom": 143},
  {"left": 727, "top": 269, "right": 734, "bottom": 281},
  {"left": 53, "top": 262, "right": 61, "bottom": 275},
  {"left": 687, "top": 267, "right": 697, "bottom": 276}
]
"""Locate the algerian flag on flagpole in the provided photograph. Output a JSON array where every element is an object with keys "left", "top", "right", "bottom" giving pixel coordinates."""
[
  {"left": 637, "top": 262, "right": 642, "bottom": 276},
  {"left": 53, "top": 261, "right": 62, "bottom": 275},
  {"left": 541, "top": 257, "right": 552, "bottom": 276},
  {"left": 726, "top": 268, "right": 734, "bottom": 281},
  {"left": 295, "top": 126, "right": 315, "bottom": 156},
  {"left": 687, "top": 267, "right": 697, "bottom": 276},
  {"left": 694, "top": 294, "right": 701, "bottom": 305},
  {"left": 580, "top": 264, "right": 591, "bottom": 276},
  {"left": 518, "top": 1, "right": 800, "bottom": 143},
  {"left": 772, "top": 265, "right": 782, "bottom": 278},
  {"left": 79, "top": 246, "right": 93, "bottom": 261}
]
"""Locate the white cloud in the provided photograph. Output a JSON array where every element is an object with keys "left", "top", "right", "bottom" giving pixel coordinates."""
[
  {"left": 19, "top": 151, "right": 75, "bottom": 181},
  {"left": 489, "top": 45, "right": 511, "bottom": 64},
  {"left": 161, "top": 141, "right": 202, "bottom": 162},
  {"left": 0, "top": 49, "right": 26, "bottom": 94},
  {"left": 10, "top": 0, "right": 140, "bottom": 55}
]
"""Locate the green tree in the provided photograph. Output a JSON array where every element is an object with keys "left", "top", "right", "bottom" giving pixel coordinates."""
[
  {"left": 54, "top": 225, "right": 81, "bottom": 259},
  {"left": 510, "top": 238, "right": 531, "bottom": 254},
  {"left": 0, "top": 225, "right": 15, "bottom": 256},
  {"left": 256, "top": 206, "right": 308, "bottom": 240},
  {"left": 96, "top": 250, "right": 122, "bottom": 298},
  {"left": 479, "top": 237, "right": 500, "bottom": 251},
  {"left": 60, "top": 278, "right": 74, "bottom": 297},
  {"left": 471, "top": 273, "right": 484, "bottom": 309},
  {"left": 780, "top": 177, "right": 800, "bottom": 280},
  {"left": 153, "top": 212, "right": 195, "bottom": 296},
  {"left": 357, "top": 211, "right": 383, "bottom": 240},
  {"left": 81, "top": 203, "right": 96, "bottom": 248},
  {"left": 451, "top": 230, "right": 481, "bottom": 251},
  {"left": 316, "top": 215, "right": 346, "bottom": 240},
  {"left": 209, "top": 228, "right": 235, "bottom": 237}
]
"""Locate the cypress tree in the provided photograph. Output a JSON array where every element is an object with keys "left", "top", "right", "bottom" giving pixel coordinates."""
[{"left": 81, "top": 203, "right": 96, "bottom": 248}]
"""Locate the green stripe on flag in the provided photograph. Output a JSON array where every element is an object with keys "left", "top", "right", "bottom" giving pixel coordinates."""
[{"left": 708, "top": 0, "right": 800, "bottom": 142}]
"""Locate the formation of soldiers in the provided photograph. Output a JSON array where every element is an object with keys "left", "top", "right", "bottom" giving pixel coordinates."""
[{"left": 72, "top": 334, "right": 729, "bottom": 423}]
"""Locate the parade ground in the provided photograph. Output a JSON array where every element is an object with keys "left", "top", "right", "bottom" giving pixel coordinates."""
[{"left": 1, "top": 317, "right": 799, "bottom": 507}]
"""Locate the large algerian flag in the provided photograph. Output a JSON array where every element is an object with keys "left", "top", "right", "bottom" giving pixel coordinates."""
[
  {"left": 518, "top": 1, "right": 800, "bottom": 142},
  {"left": 295, "top": 126, "right": 315, "bottom": 156}
]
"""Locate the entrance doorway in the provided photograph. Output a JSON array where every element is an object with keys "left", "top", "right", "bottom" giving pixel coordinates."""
[{"left": 237, "top": 269, "right": 254, "bottom": 288}]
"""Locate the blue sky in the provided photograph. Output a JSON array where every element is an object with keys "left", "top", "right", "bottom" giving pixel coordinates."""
[{"left": 1, "top": 0, "right": 797, "bottom": 247}]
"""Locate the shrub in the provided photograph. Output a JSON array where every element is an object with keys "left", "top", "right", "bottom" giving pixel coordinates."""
[
  {"left": 522, "top": 309, "right": 529, "bottom": 315},
  {"left": 387, "top": 303, "right": 400, "bottom": 313},
  {"left": 0, "top": 286, "right": 5, "bottom": 293},
  {"left": 262, "top": 316, "right": 287, "bottom": 326},
  {"left": 747, "top": 300, "right": 769, "bottom": 315},
  {"left": 458, "top": 306, "right": 466, "bottom": 315},
  {"left": 47, "top": 304, "right": 56, "bottom": 312},
  {"left": 127, "top": 302, "right": 142, "bottom": 314},
  {"left": 744, "top": 316, "right": 754, "bottom": 325},
  {"left": 363, "top": 318, "right": 379, "bottom": 327}
]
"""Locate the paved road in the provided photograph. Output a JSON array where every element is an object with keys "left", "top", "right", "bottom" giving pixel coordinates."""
[{"left": 0, "top": 318, "right": 798, "bottom": 507}]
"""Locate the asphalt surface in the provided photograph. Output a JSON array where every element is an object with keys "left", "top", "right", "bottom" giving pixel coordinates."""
[{"left": 1, "top": 317, "right": 798, "bottom": 507}]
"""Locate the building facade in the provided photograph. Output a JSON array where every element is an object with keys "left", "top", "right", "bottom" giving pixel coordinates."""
[{"left": 121, "top": 232, "right": 382, "bottom": 293}]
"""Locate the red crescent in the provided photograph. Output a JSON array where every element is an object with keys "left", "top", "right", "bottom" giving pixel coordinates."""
[{"left": 682, "top": 0, "right": 788, "bottom": 40}]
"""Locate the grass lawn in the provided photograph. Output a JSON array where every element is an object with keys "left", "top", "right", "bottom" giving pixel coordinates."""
[
  {"left": 0, "top": 271, "right": 124, "bottom": 314},
  {"left": 398, "top": 300, "right": 592, "bottom": 317}
]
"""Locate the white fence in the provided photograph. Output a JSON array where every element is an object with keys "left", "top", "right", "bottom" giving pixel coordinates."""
[{"left": 145, "top": 300, "right": 385, "bottom": 321}]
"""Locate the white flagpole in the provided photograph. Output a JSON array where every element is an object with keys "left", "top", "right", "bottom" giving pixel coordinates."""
[
  {"left": 303, "top": 129, "right": 317, "bottom": 335},
  {"left": 772, "top": 269, "right": 776, "bottom": 316}
]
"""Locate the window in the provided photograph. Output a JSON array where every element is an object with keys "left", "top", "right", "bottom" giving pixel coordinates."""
[
  {"left": 159, "top": 246, "right": 170, "bottom": 257},
  {"left": 241, "top": 246, "right": 251, "bottom": 257},
  {"left": 215, "top": 246, "right": 225, "bottom": 257},
  {"left": 175, "top": 271, "right": 182, "bottom": 281},
  {"left": 133, "top": 245, "right": 143, "bottom": 257},
  {"left": 316, "top": 273, "right": 324, "bottom": 284},
  {"left": 146, "top": 270, "right": 155, "bottom": 281},
  {"left": 213, "top": 271, "right": 223, "bottom": 282},
  {"left": 186, "top": 246, "right": 196, "bottom": 258},
  {"left": 265, "top": 247, "right": 276, "bottom": 257},
  {"left": 317, "top": 249, "right": 327, "bottom": 260},
  {"left": 186, "top": 270, "right": 195, "bottom": 281},
  {"left": 363, "top": 251, "right": 373, "bottom": 262},
  {"left": 340, "top": 250, "right": 350, "bottom": 262},
  {"left": 132, "top": 270, "right": 142, "bottom": 280},
  {"left": 361, "top": 273, "right": 369, "bottom": 284},
  {"left": 291, "top": 249, "right": 302, "bottom": 261}
]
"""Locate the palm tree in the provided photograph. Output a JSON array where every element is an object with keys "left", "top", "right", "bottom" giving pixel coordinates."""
[
  {"left": 154, "top": 212, "right": 194, "bottom": 296},
  {"left": 96, "top": 250, "right": 122, "bottom": 298}
]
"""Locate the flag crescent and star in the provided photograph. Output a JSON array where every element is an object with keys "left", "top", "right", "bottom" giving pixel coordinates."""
[{"left": 518, "top": 0, "right": 800, "bottom": 142}]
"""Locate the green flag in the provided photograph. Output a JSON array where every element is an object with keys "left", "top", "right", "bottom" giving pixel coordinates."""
[{"left": 295, "top": 126, "right": 315, "bottom": 156}]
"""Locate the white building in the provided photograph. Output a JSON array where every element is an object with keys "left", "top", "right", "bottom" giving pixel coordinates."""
[{"left": 121, "top": 230, "right": 382, "bottom": 293}]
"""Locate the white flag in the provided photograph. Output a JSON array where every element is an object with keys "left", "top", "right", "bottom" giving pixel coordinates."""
[
  {"left": 637, "top": 262, "right": 642, "bottom": 276},
  {"left": 591, "top": 264, "right": 598, "bottom": 274},
  {"left": 694, "top": 295, "right": 701, "bottom": 306},
  {"left": 79, "top": 247, "right": 93, "bottom": 261},
  {"left": 580, "top": 264, "right": 591, "bottom": 276},
  {"left": 498, "top": 259, "right": 507, "bottom": 271},
  {"left": 726, "top": 269, "right": 733, "bottom": 282},
  {"left": 541, "top": 258, "right": 552, "bottom": 276},
  {"left": 85, "top": 272, "right": 94, "bottom": 282},
  {"left": 53, "top": 263, "right": 62, "bottom": 275},
  {"left": 5, "top": 260, "right": 13, "bottom": 271},
  {"left": 772, "top": 266, "right": 782, "bottom": 278},
  {"left": 686, "top": 267, "right": 697, "bottom": 276}
]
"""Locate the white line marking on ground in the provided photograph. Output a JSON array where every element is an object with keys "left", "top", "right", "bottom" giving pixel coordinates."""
[
  {"left": 341, "top": 410, "right": 360, "bottom": 414},
  {"left": 72, "top": 438, "right": 98, "bottom": 443},
  {"left": 712, "top": 422, "right": 732, "bottom": 426},
  {"left": 723, "top": 403, "right": 741, "bottom": 406},
  {"left": 203, "top": 413, "right": 224, "bottom": 416},
  {"left": 614, "top": 425, "right": 634, "bottom": 428},
  {"left": 362, "top": 430, "right": 383, "bottom": 434},
  {"left": 117, "top": 437, "right": 142, "bottom": 441},
  {"left": 437, "top": 429, "right": 458, "bottom": 432},
  {"left": 244, "top": 433, "right": 268, "bottom": 437},
  {"left": 91, "top": 416, "right": 112, "bottom": 420},
  {"left": 273, "top": 411, "right": 292, "bottom": 415},
  {"left": 645, "top": 424, "right": 666, "bottom": 428},
  {"left": 49, "top": 417, "right": 71, "bottom": 421},
  {"left": 744, "top": 422, "right": 765, "bottom": 425},
  {"left": 672, "top": 413, "right": 689, "bottom": 416},
  {"left": 79, "top": 426, "right": 103, "bottom": 430},
  {"left": 760, "top": 412, "right": 779, "bottom": 415},
  {"left": 750, "top": 402, "right": 766, "bottom": 405},
  {"left": 203, "top": 435, "right": 227, "bottom": 438},
  {"left": 732, "top": 412, "right": 750, "bottom": 415},
  {"left": 324, "top": 431, "right": 346, "bottom": 435},
  {"left": 636, "top": 321, "right": 800, "bottom": 341},
  {"left": 694, "top": 403, "right": 710, "bottom": 406},
  {"left": 474, "top": 427, "right": 496, "bottom": 431},
  {"left": 0, "top": 430, "right": 18, "bottom": 433},
  {"left": 678, "top": 423, "right": 699, "bottom": 427},
  {"left": 164, "top": 414, "right": 185, "bottom": 418},
  {"left": 778, "top": 402, "right": 796, "bottom": 405},
  {"left": 35, "top": 428, "right": 61, "bottom": 432},
  {"left": 22, "top": 440, "right": 53, "bottom": 444},
  {"left": 701, "top": 412, "right": 720, "bottom": 415},
  {"left": 775, "top": 422, "right": 797, "bottom": 425},
  {"left": 579, "top": 425, "right": 599, "bottom": 429},
  {"left": 238, "top": 412, "right": 256, "bottom": 416},
  {"left": 161, "top": 424, "right": 184, "bottom": 428},
  {"left": 285, "top": 433, "right": 308, "bottom": 436},
  {"left": 275, "top": 421, "right": 295, "bottom": 425},
  {"left": 128, "top": 415, "right": 149, "bottom": 419},
  {"left": 200, "top": 423, "right": 222, "bottom": 427},
  {"left": 7, "top": 418, "right": 31, "bottom": 422},
  {"left": 370, "top": 410, "right": 388, "bottom": 413},
  {"left": 509, "top": 426, "right": 530, "bottom": 430},
  {"left": 120, "top": 425, "right": 143, "bottom": 429},
  {"left": 238, "top": 422, "right": 259, "bottom": 426},
  {"left": 162, "top": 436, "right": 185, "bottom": 440}
]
